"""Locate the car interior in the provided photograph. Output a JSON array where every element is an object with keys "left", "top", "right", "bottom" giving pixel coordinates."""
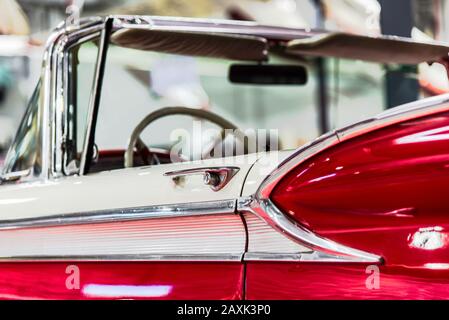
[{"left": 66, "top": 29, "right": 310, "bottom": 175}]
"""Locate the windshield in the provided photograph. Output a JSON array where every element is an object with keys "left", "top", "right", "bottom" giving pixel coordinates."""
[
  {"left": 96, "top": 47, "right": 310, "bottom": 149},
  {"left": 2, "top": 81, "right": 42, "bottom": 177},
  {"left": 69, "top": 29, "right": 385, "bottom": 174}
]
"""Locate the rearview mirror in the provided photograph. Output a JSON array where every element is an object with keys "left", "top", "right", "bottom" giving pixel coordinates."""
[{"left": 229, "top": 64, "right": 308, "bottom": 85}]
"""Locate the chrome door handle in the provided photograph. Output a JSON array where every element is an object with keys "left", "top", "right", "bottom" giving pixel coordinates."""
[{"left": 164, "top": 167, "right": 240, "bottom": 191}]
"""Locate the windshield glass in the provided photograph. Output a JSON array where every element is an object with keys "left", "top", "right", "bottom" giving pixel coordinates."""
[
  {"left": 70, "top": 30, "right": 386, "bottom": 174},
  {"left": 96, "top": 46, "right": 311, "bottom": 150},
  {"left": 2, "top": 81, "right": 42, "bottom": 177},
  {"left": 64, "top": 39, "right": 100, "bottom": 175}
]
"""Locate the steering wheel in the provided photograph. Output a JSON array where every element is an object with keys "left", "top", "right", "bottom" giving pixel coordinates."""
[{"left": 124, "top": 107, "right": 245, "bottom": 168}]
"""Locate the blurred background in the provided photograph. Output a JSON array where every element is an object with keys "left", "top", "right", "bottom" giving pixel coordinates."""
[{"left": 1, "top": 0, "right": 449, "bottom": 165}]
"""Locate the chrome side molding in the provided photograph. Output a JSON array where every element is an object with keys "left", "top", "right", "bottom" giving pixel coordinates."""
[
  {"left": 244, "top": 252, "right": 373, "bottom": 263},
  {"left": 0, "top": 199, "right": 237, "bottom": 230},
  {"left": 0, "top": 254, "right": 243, "bottom": 262}
]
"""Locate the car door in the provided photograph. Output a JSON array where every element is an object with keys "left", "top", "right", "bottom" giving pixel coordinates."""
[{"left": 0, "top": 154, "right": 259, "bottom": 299}]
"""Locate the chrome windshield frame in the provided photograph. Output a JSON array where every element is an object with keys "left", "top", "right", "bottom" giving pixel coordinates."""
[
  {"left": 60, "top": 25, "right": 103, "bottom": 177},
  {"left": 49, "top": 18, "right": 104, "bottom": 180}
]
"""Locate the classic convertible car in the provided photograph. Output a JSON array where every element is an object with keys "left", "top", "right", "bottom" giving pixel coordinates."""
[{"left": 1, "top": 15, "right": 449, "bottom": 300}]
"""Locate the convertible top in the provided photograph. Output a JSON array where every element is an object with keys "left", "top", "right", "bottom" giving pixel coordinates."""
[
  {"left": 286, "top": 32, "right": 449, "bottom": 64},
  {"left": 111, "top": 28, "right": 268, "bottom": 61},
  {"left": 108, "top": 16, "right": 449, "bottom": 65}
]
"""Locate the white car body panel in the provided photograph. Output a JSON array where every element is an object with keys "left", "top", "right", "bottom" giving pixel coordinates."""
[
  {"left": 241, "top": 150, "right": 294, "bottom": 197},
  {"left": 0, "top": 154, "right": 260, "bottom": 221}
]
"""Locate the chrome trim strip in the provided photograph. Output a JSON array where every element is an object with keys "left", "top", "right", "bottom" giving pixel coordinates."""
[
  {"left": 61, "top": 28, "right": 103, "bottom": 177},
  {"left": 337, "top": 94, "right": 449, "bottom": 142},
  {"left": 111, "top": 15, "right": 321, "bottom": 40},
  {"left": 244, "top": 252, "right": 375, "bottom": 263},
  {"left": 0, "top": 199, "right": 236, "bottom": 230},
  {"left": 242, "top": 212, "right": 312, "bottom": 254},
  {"left": 247, "top": 199, "right": 380, "bottom": 263},
  {"left": 0, "top": 254, "right": 243, "bottom": 262},
  {"left": 375, "top": 93, "right": 449, "bottom": 119},
  {"left": 41, "top": 22, "right": 67, "bottom": 182},
  {"left": 45, "top": 19, "right": 104, "bottom": 180}
]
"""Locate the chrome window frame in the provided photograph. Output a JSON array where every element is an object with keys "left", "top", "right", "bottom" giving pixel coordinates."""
[
  {"left": 50, "top": 18, "right": 104, "bottom": 179},
  {"left": 61, "top": 27, "right": 103, "bottom": 176}
]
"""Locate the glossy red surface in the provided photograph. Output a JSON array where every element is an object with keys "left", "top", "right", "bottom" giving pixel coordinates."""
[
  {"left": 0, "top": 262, "right": 243, "bottom": 300},
  {"left": 246, "top": 263, "right": 449, "bottom": 300},
  {"left": 271, "top": 111, "right": 449, "bottom": 268}
]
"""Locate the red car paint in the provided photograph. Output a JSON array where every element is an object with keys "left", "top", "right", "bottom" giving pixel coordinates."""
[
  {"left": 271, "top": 111, "right": 449, "bottom": 266},
  {"left": 0, "top": 263, "right": 243, "bottom": 300},
  {"left": 245, "top": 111, "right": 449, "bottom": 299},
  {"left": 246, "top": 263, "right": 449, "bottom": 300}
]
